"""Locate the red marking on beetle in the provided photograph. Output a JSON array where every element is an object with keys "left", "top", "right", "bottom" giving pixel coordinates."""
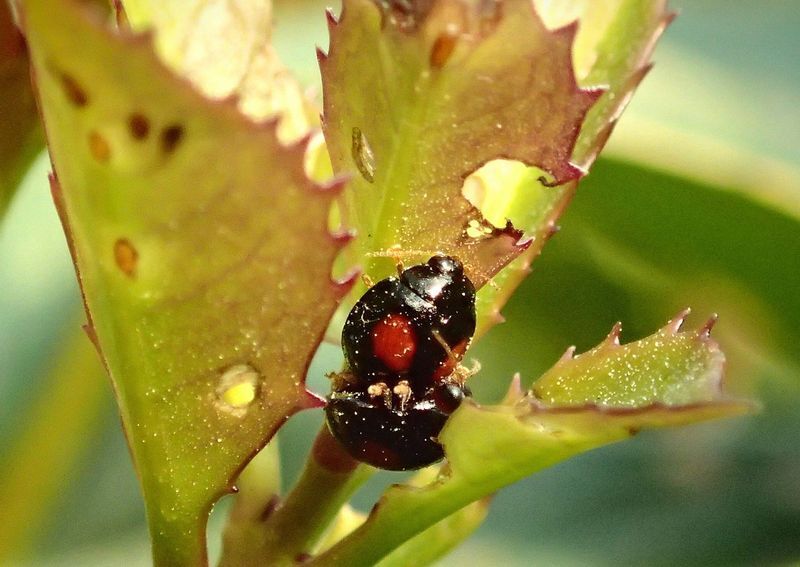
[
  {"left": 361, "top": 439, "right": 401, "bottom": 470},
  {"left": 371, "top": 313, "right": 416, "bottom": 373},
  {"left": 433, "top": 338, "right": 468, "bottom": 380}
]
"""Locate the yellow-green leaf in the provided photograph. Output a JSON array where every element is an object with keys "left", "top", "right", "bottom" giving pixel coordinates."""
[{"left": 22, "top": 0, "right": 351, "bottom": 563}]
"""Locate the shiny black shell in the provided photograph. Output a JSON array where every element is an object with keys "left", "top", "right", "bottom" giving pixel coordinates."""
[
  {"left": 341, "top": 255, "right": 476, "bottom": 391},
  {"left": 325, "top": 255, "right": 476, "bottom": 471}
]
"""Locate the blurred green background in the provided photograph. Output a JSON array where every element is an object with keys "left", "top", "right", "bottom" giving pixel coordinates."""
[{"left": 1, "top": 1, "right": 798, "bottom": 565}]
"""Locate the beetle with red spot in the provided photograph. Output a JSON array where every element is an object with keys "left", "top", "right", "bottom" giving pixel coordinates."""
[{"left": 326, "top": 255, "right": 477, "bottom": 470}]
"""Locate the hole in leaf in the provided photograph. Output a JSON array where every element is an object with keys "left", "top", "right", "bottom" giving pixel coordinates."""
[
  {"left": 462, "top": 159, "right": 552, "bottom": 231},
  {"left": 128, "top": 113, "right": 151, "bottom": 140},
  {"left": 114, "top": 238, "right": 138, "bottom": 277},
  {"left": 88, "top": 130, "right": 111, "bottom": 163}
]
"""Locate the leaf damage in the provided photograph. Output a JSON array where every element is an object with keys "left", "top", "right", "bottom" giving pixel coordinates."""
[
  {"left": 468, "top": 0, "right": 673, "bottom": 336},
  {"left": 320, "top": 0, "right": 601, "bottom": 290},
  {"left": 23, "top": 0, "right": 354, "bottom": 563}
]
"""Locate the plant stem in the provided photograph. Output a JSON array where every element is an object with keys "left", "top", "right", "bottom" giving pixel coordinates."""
[{"left": 219, "top": 426, "right": 372, "bottom": 566}]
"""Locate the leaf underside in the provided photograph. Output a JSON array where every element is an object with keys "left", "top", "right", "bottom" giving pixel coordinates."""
[{"left": 23, "top": 0, "right": 352, "bottom": 562}]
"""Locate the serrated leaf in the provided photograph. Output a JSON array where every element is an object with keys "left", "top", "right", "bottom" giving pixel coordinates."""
[
  {"left": 0, "top": 2, "right": 43, "bottom": 218},
  {"left": 119, "top": 0, "right": 314, "bottom": 141},
  {"left": 311, "top": 316, "right": 750, "bottom": 566},
  {"left": 470, "top": 0, "right": 671, "bottom": 336},
  {"left": 532, "top": 310, "right": 725, "bottom": 406},
  {"left": 22, "top": 0, "right": 351, "bottom": 563},
  {"left": 320, "top": 0, "right": 599, "bottom": 292}
]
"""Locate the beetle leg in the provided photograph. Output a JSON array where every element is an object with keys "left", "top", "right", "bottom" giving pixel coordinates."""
[
  {"left": 451, "top": 359, "right": 481, "bottom": 386},
  {"left": 431, "top": 329, "right": 460, "bottom": 365},
  {"left": 367, "top": 381, "right": 392, "bottom": 409},
  {"left": 393, "top": 379, "right": 412, "bottom": 411},
  {"left": 326, "top": 369, "right": 357, "bottom": 390}
]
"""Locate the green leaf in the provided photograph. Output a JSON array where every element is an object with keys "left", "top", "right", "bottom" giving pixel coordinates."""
[
  {"left": 320, "top": 0, "right": 599, "bottom": 294},
  {"left": 531, "top": 310, "right": 725, "bottom": 407},
  {"left": 470, "top": 0, "right": 671, "bottom": 336},
  {"left": 22, "top": 1, "right": 350, "bottom": 563},
  {"left": 535, "top": 0, "right": 672, "bottom": 169},
  {"left": 312, "top": 316, "right": 750, "bottom": 566},
  {"left": 0, "top": 2, "right": 43, "bottom": 219}
]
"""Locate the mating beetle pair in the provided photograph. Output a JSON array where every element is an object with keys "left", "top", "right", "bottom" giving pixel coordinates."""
[{"left": 325, "top": 255, "right": 477, "bottom": 470}]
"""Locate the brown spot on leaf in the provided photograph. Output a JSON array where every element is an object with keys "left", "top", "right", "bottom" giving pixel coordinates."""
[
  {"left": 88, "top": 131, "right": 111, "bottom": 162},
  {"left": 161, "top": 124, "right": 184, "bottom": 154},
  {"left": 114, "top": 238, "right": 138, "bottom": 277},
  {"left": 128, "top": 113, "right": 150, "bottom": 140},
  {"left": 58, "top": 72, "right": 88, "bottom": 107},
  {"left": 430, "top": 32, "right": 458, "bottom": 68}
]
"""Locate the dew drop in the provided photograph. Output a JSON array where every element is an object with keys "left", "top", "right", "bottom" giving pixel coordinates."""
[
  {"left": 215, "top": 364, "right": 260, "bottom": 417},
  {"left": 351, "top": 127, "right": 376, "bottom": 183}
]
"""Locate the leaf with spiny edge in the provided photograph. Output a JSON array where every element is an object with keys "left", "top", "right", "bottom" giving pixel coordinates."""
[
  {"left": 532, "top": 309, "right": 726, "bottom": 407},
  {"left": 470, "top": 0, "right": 672, "bottom": 337},
  {"left": 320, "top": 0, "right": 599, "bottom": 296},
  {"left": 311, "top": 313, "right": 751, "bottom": 566},
  {"left": 23, "top": 0, "right": 353, "bottom": 564}
]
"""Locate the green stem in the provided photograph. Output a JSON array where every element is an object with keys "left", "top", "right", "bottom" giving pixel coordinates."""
[
  {"left": 149, "top": 512, "right": 209, "bottom": 567},
  {"left": 219, "top": 427, "right": 372, "bottom": 566}
]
